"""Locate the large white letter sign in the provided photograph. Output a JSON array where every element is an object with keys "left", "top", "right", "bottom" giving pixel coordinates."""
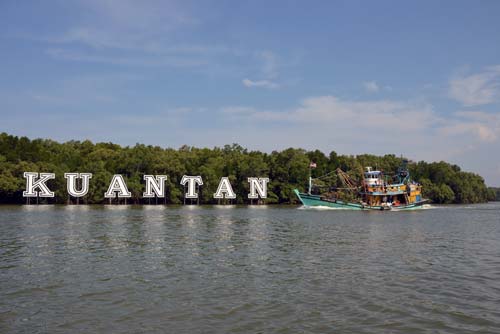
[
  {"left": 64, "top": 173, "right": 92, "bottom": 197},
  {"left": 213, "top": 177, "right": 236, "bottom": 199},
  {"left": 104, "top": 175, "right": 131, "bottom": 198},
  {"left": 143, "top": 175, "right": 167, "bottom": 198},
  {"left": 248, "top": 177, "right": 269, "bottom": 199},
  {"left": 180, "top": 175, "right": 203, "bottom": 199},
  {"left": 23, "top": 172, "right": 55, "bottom": 197}
]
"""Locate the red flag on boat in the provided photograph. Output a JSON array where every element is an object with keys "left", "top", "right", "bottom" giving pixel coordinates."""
[{"left": 309, "top": 162, "right": 317, "bottom": 168}]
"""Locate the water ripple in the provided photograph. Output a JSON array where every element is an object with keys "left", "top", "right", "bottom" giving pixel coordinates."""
[{"left": 1, "top": 203, "right": 500, "bottom": 333}]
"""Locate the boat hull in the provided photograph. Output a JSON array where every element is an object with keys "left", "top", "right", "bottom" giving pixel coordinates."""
[{"left": 293, "top": 189, "right": 427, "bottom": 211}]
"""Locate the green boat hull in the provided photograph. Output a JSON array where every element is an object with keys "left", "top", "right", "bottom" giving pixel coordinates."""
[{"left": 293, "top": 189, "right": 427, "bottom": 211}]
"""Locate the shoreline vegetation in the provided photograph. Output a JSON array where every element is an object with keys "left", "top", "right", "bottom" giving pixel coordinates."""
[{"left": 0, "top": 132, "right": 496, "bottom": 205}]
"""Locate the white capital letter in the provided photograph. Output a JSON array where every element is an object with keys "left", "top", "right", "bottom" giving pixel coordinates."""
[
  {"left": 214, "top": 177, "right": 236, "bottom": 199},
  {"left": 248, "top": 177, "right": 269, "bottom": 199},
  {"left": 180, "top": 175, "right": 203, "bottom": 199},
  {"left": 23, "top": 172, "right": 55, "bottom": 197},
  {"left": 64, "top": 173, "right": 92, "bottom": 197},
  {"left": 104, "top": 175, "right": 131, "bottom": 198},
  {"left": 143, "top": 175, "right": 167, "bottom": 198}
]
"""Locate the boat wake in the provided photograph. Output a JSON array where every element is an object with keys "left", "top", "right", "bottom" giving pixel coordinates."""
[
  {"left": 299, "top": 205, "right": 354, "bottom": 211},
  {"left": 299, "top": 204, "right": 435, "bottom": 211}
]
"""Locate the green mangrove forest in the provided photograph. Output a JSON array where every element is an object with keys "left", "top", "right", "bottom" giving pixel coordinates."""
[{"left": 0, "top": 132, "right": 496, "bottom": 204}]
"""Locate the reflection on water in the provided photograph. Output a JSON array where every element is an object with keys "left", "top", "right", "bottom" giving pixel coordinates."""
[{"left": 1, "top": 203, "right": 500, "bottom": 333}]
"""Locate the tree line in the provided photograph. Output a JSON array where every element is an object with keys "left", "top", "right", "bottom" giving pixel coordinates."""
[
  {"left": 489, "top": 187, "right": 500, "bottom": 201},
  {"left": 0, "top": 132, "right": 496, "bottom": 204}
]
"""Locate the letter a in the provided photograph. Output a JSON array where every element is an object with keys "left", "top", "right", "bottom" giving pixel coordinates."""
[
  {"left": 104, "top": 175, "right": 131, "bottom": 198},
  {"left": 214, "top": 177, "right": 236, "bottom": 199},
  {"left": 23, "top": 172, "right": 55, "bottom": 197}
]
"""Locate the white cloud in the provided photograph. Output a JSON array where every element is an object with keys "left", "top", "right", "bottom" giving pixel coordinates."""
[
  {"left": 241, "top": 51, "right": 284, "bottom": 90},
  {"left": 221, "top": 106, "right": 260, "bottom": 114},
  {"left": 363, "top": 81, "right": 379, "bottom": 93},
  {"left": 217, "top": 95, "right": 500, "bottom": 171},
  {"left": 449, "top": 66, "right": 500, "bottom": 106},
  {"left": 257, "top": 50, "right": 279, "bottom": 79},
  {"left": 242, "top": 78, "right": 280, "bottom": 89},
  {"left": 27, "top": 73, "right": 143, "bottom": 108},
  {"left": 42, "top": 1, "right": 241, "bottom": 69},
  {"left": 61, "top": 0, "right": 196, "bottom": 50},
  {"left": 230, "top": 95, "right": 437, "bottom": 131},
  {"left": 440, "top": 111, "right": 500, "bottom": 142},
  {"left": 41, "top": 2, "right": 287, "bottom": 77},
  {"left": 7, "top": 88, "right": 500, "bottom": 184},
  {"left": 45, "top": 48, "right": 208, "bottom": 67},
  {"left": 36, "top": 1, "right": 295, "bottom": 83}
]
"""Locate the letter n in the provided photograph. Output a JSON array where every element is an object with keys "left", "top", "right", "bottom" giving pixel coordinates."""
[
  {"left": 248, "top": 177, "right": 269, "bottom": 199},
  {"left": 143, "top": 175, "right": 167, "bottom": 198}
]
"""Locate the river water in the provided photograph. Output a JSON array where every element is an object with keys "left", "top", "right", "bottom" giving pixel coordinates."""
[{"left": 0, "top": 203, "right": 499, "bottom": 333}]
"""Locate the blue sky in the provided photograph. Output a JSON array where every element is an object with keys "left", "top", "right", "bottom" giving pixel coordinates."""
[{"left": 1, "top": 0, "right": 500, "bottom": 185}]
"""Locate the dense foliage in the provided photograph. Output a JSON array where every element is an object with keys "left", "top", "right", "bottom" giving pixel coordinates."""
[
  {"left": 0, "top": 133, "right": 495, "bottom": 204},
  {"left": 489, "top": 187, "right": 500, "bottom": 201}
]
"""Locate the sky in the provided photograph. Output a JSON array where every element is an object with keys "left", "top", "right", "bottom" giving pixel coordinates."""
[{"left": 1, "top": 0, "right": 500, "bottom": 185}]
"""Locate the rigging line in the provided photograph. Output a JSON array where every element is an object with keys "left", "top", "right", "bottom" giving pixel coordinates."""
[{"left": 312, "top": 170, "right": 337, "bottom": 180}]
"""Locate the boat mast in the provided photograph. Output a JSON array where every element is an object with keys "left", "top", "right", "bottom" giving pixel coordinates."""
[
  {"left": 308, "top": 168, "right": 312, "bottom": 194},
  {"left": 308, "top": 161, "right": 317, "bottom": 194}
]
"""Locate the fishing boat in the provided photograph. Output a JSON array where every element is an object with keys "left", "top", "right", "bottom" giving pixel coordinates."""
[{"left": 294, "top": 162, "right": 428, "bottom": 211}]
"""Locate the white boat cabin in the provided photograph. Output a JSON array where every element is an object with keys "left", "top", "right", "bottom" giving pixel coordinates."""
[{"left": 363, "top": 167, "right": 384, "bottom": 186}]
